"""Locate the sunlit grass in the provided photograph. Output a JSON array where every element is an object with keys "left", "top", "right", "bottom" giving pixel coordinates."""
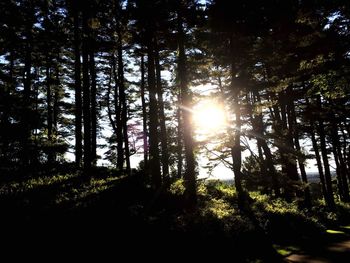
[
  {"left": 250, "top": 191, "right": 302, "bottom": 215},
  {"left": 214, "top": 182, "right": 236, "bottom": 198},
  {"left": 55, "top": 175, "right": 124, "bottom": 207},
  {"left": 207, "top": 198, "right": 234, "bottom": 219},
  {"left": 0, "top": 171, "right": 125, "bottom": 209},
  {"left": 326, "top": 229, "right": 345, "bottom": 234},
  {"left": 273, "top": 245, "right": 300, "bottom": 256},
  {"left": 0, "top": 173, "right": 80, "bottom": 195}
]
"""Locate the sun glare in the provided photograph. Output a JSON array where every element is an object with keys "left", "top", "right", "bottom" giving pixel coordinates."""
[{"left": 193, "top": 101, "right": 226, "bottom": 135}]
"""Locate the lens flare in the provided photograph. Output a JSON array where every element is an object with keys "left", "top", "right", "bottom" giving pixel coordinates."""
[{"left": 193, "top": 101, "right": 226, "bottom": 135}]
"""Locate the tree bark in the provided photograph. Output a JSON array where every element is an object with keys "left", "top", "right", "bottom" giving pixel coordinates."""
[
  {"left": 112, "top": 54, "right": 123, "bottom": 171},
  {"left": 177, "top": 92, "right": 183, "bottom": 179},
  {"left": 329, "top": 111, "right": 349, "bottom": 202},
  {"left": 82, "top": 7, "right": 91, "bottom": 171},
  {"left": 316, "top": 96, "right": 335, "bottom": 209},
  {"left": 289, "top": 95, "right": 311, "bottom": 207},
  {"left": 73, "top": 6, "right": 82, "bottom": 167},
  {"left": 117, "top": 33, "right": 130, "bottom": 174},
  {"left": 46, "top": 58, "right": 53, "bottom": 165},
  {"left": 147, "top": 29, "right": 162, "bottom": 189},
  {"left": 140, "top": 54, "right": 149, "bottom": 169},
  {"left": 89, "top": 47, "right": 97, "bottom": 166},
  {"left": 253, "top": 90, "right": 280, "bottom": 196},
  {"left": 178, "top": 11, "right": 196, "bottom": 205},
  {"left": 22, "top": 16, "right": 33, "bottom": 168},
  {"left": 155, "top": 39, "right": 169, "bottom": 185}
]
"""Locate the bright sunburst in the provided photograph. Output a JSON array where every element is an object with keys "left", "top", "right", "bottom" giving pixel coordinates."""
[{"left": 193, "top": 100, "right": 226, "bottom": 135}]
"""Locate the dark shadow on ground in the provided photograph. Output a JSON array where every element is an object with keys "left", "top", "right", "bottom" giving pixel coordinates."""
[
  {"left": 280, "top": 226, "right": 350, "bottom": 262},
  {"left": 2, "top": 172, "right": 350, "bottom": 262}
]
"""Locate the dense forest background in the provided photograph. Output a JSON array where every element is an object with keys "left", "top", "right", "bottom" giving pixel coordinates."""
[{"left": 1, "top": 0, "right": 350, "bottom": 261}]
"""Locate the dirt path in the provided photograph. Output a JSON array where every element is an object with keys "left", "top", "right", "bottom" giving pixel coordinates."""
[{"left": 286, "top": 234, "right": 350, "bottom": 262}]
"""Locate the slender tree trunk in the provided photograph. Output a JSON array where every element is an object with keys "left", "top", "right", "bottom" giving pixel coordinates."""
[
  {"left": 281, "top": 91, "right": 299, "bottom": 182},
  {"left": 246, "top": 91, "right": 270, "bottom": 194},
  {"left": 310, "top": 126, "right": 329, "bottom": 203},
  {"left": 117, "top": 35, "right": 130, "bottom": 174},
  {"left": 270, "top": 91, "right": 298, "bottom": 201},
  {"left": 147, "top": 29, "right": 161, "bottom": 189},
  {"left": 106, "top": 64, "right": 117, "bottom": 134},
  {"left": 340, "top": 123, "right": 350, "bottom": 184},
  {"left": 288, "top": 94, "right": 311, "bottom": 207},
  {"left": 73, "top": 7, "right": 82, "bottom": 167},
  {"left": 329, "top": 113, "right": 349, "bottom": 202},
  {"left": 111, "top": 54, "right": 124, "bottom": 171},
  {"left": 82, "top": 8, "right": 91, "bottom": 171},
  {"left": 230, "top": 83, "right": 243, "bottom": 201},
  {"left": 229, "top": 35, "right": 243, "bottom": 205},
  {"left": 32, "top": 67, "right": 39, "bottom": 167},
  {"left": 306, "top": 98, "right": 329, "bottom": 205},
  {"left": 178, "top": 11, "right": 196, "bottom": 205},
  {"left": 155, "top": 39, "right": 169, "bottom": 185},
  {"left": 140, "top": 54, "right": 149, "bottom": 169},
  {"left": 177, "top": 92, "right": 183, "bottom": 179},
  {"left": 316, "top": 96, "right": 335, "bottom": 209},
  {"left": 53, "top": 62, "right": 59, "bottom": 162},
  {"left": 22, "top": 19, "right": 33, "bottom": 168},
  {"left": 1, "top": 49, "right": 14, "bottom": 163},
  {"left": 253, "top": 90, "right": 280, "bottom": 196},
  {"left": 89, "top": 48, "right": 97, "bottom": 166},
  {"left": 46, "top": 59, "right": 53, "bottom": 165},
  {"left": 332, "top": 140, "right": 345, "bottom": 201},
  {"left": 347, "top": 145, "right": 350, "bottom": 184}
]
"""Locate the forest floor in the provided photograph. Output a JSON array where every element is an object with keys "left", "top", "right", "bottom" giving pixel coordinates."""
[
  {"left": 1, "top": 168, "right": 350, "bottom": 262},
  {"left": 283, "top": 227, "right": 350, "bottom": 262}
]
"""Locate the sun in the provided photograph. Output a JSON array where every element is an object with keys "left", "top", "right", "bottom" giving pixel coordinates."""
[{"left": 193, "top": 101, "right": 227, "bottom": 135}]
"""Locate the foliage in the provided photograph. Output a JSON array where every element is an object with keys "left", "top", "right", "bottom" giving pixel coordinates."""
[{"left": 169, "top": 178, "right": 185, "bottom": 196}]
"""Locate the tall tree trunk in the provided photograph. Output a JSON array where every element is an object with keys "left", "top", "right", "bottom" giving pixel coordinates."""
[
  {"left": 140, "top": 54, "right": 148, "bottom": 169},
  {"left": 107, "top": 63, "right": 117, "bottom": 134},
  {"left": 310, "top": 125, "right": 329, "bottom": 204},
  {"left": 177, "top": 11, "right": 196, "bottom": 205},
  {"left": 22, "top": 19, "right": 33, "bottom": 168},
  {"left": 229, "top": 35, "right": 243, "bottom": 205},
  {"left": 155, "top": 39, "right": 169, "bottom": 185},
  {"left": 82, "top": 7, "right": 91, "bottom": 171},
  {"left": 112, "top": 54, "right": 124, "bottom": 171},
  {"left": 117, "top": 34, "right": 130, "bottom": 174},
  {"left": 253, "top": 90, "right": 280, "bottom": 196},
  {"left": 177, "top": 92, "right": 183, "bottom": 179},
  {"left": 316, "top": 96, "right": 335, "bottom": 209},
  {"left": 53, "top": 61, "right": 59, "bottom": 162},
  {"left": 32, "top": 67, "right": 39, "bottom": 167},
  {"left": 73, "top": 6, "right": 82, "bottom": 167},
  {"left": 306, "top": 98, "right": 329, "bottom": 205},
  {"left": 147, "top": 30, "right": 161, "bottom": 188},
  {"left": 89, "top": 48, "right": 97, "bottom": 166},
  {"left": 280, "top": 91, "right": 299, "bottom": 182},
  {"left": 271, "top": 91, "right": 298, "bottom": 201},
  {"left": 329, "top": 112, "right": 349, "bottom": 202},
  {"left": 46, "top": 59, "right": 53, "bottom": 165},
  {"left": 1, "top": 48, "right": 14, "bottom": 163},
  {"left": 340, "top": 123, "right": 350, "bottom": 184},
  {"left": 289, "top": 95, "right": 311, "bottom": 207}
]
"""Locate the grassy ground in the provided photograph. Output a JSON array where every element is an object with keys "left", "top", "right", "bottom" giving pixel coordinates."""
[{"left": 1, "top": 168, "right": 350, "bottom": 261}]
